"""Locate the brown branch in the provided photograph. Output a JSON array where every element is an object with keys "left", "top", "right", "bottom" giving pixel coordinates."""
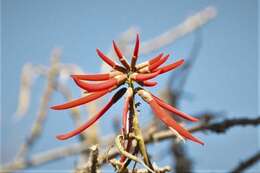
[
  {"left": 171, "top": 142, "right": 193, "bottom": 173},
  {"left": 201, "top": 117, "right": 260, "bottom": 133},
  {"left": 2, "top": 117, "right": 258, "bottom": 172},
  {"left": 148, "top": 117, "right": 260, "bottom": 141},
  {"left": 2, "top": 116, "right": 258, "bottom": 172},
  {"left": 231, "top": 151, "right": 260, "bottom": 173},
  {"left": 100, "top": 116, "right": 260, "bottom": 164}
]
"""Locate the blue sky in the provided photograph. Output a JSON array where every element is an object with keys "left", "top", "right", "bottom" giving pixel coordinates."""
[{"left": 1, "top": 0, "right": 259, "bottom": 172}]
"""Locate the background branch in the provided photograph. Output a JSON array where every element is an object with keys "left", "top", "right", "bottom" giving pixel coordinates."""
[
  {"left": 230, "top": 151, "right": 260, "bottom": 173},
  {"left": 2, "top": 116, "right": 259, "bottom": 172}
]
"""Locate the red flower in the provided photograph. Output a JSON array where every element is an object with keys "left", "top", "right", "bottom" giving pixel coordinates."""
[{"left": 51, "top": 34, "right": 204, "bottom": 145}]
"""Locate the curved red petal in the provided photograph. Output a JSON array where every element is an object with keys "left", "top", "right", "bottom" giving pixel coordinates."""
[
  {"left": 112, "top": 41, "right": 130, "bottom": 69},
  {"left": 152, "top": 95, "right": 198, "bottom": 122},
  {"left": 51, "top": 90, "right": 109, "bottom": 110},
  {"left": 149, "top": 54, "right": 169, "bottom": 71},
  {"left": 135, "top": 53, "right": 163, "bottom": 70},
  {"left": 56, "top": 88, "right": 127, "bottom": 140},
  {"left": 112, "top": 40, "right": 123, "bottom": 59},
  {"left": 148, "top": 99, "right": 204, "bottom": 145},
  {"left": 156, "top": 59, "right": 185, "bottom": 74},
  {"left": 134, "top": 70, "right": 161, "bottom": 81},
  {"left": 96, "top": 49, "right": 117, "bottom": 68},
  {"left": 131, "top": 34, "right": 140, "bottom": 69},
  {"left": 71, "top": 73, "right": 110, "bottom": 81},
  {"left": 73, "top": 78, "right": 118, "bottom": 92},
  {"left": 148, "top": 53, "right": 164, "bottom": 65},
  {"left": 138, "top": 80, "right": 157, "bottom": 87}
]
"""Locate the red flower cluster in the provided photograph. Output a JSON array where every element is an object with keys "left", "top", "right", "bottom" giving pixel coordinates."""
[{"left": 51, "top": 34, "right": 204, "bottom": 145}]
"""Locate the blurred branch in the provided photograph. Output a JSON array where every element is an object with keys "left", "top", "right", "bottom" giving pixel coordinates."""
[
  {"left": 1, "top": 143, "right": 90, "bottom": 173},
  {"left": 200, "top": 117, "right": 260, "bottom": 133},
  {"left": 75, "top": 145, "right": 99, "bottom": 173},
  {"left": 150, "top": 117, "right": 260, "bottom": 141},
  {"left": 230, "top": 151, "right": 260, "bottom": 173},
  {"left": 125, "top": 6, "right": 216, "bottom": 56},
  {"left": 15, "top": 64, "right": 47, "bottom": 117},
  {"left": 101, "top": 117, "right": 260, "bottom": 164},
  {"left": 2, "top": 116, "right": 259, "bottom": 172},
  {"left": 171, "top": 142, "right": 192, "bottom": 173},
  {"left": 15, "top": 50, "right": 61, "bottom": 160},
  {"left": 168, "top": 28, "right": 203, "bottom": 92}
]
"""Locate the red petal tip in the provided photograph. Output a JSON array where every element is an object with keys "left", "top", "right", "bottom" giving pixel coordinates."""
[
  {"left": 149, "top": 53, "right": 164, "bottom": 65},
  {"left": 56, "top": 135, "right": 67, "bottom": 140},
  {"left": 112, "top": 41, "right": 123, "bottom": 59},
  {"left": 158, "top": 59, "right": 185, "bottom": 74},
  {"left": 113, "top": 41, "right": 130, "bottom": 69},
  {"left": 148, "top": 99, "right": 204, "bottom": 145},
  {"left": 149, "top": 54, "right": 169, "bottom": 71},
  {"left": 96, "top": 48, "right": 116, "bottom": 68},
  {"left": 152, "top": 95, "right": 199, "bottom": 122},
  {"left": 50, "top": 106, "right": 59, "bottom": 110},
  {"left": 144, "top": 81, "right": 157, "bottom": 87},
  {"left": 71, "top": 74, "right": 110, "bottom": 81},
  {"left": 133, "top": 34, "right": 140, "bottom": 58}
]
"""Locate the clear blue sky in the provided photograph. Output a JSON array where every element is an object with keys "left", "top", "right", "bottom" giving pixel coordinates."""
[{"left": 1, "top": 0, "right": 259, "bottom": 172}]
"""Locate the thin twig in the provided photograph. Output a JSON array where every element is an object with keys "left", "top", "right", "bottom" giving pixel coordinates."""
[
  {"left": 150, "top": 117, "right": 260, "bottom": 141},
  {"left": 230, "top": 151, "right": 260, "bottom": 173}
]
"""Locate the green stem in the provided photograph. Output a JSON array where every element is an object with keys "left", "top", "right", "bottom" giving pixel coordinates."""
[{"left": 129, "top": 81, "right": 153, "bottom": 170}]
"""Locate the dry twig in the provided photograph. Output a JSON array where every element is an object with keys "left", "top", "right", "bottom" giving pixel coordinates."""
[
  {"left": 231, "top": 151, "right": 260, "bottom": 173},
  {"left": 2, "top": 117, "right": 259, "bottom": 172}
]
